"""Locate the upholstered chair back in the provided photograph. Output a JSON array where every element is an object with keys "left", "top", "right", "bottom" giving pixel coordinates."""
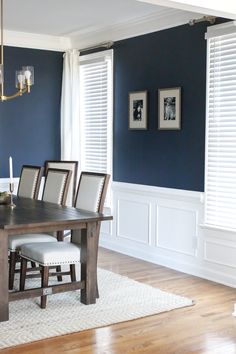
[
  {"left": 72, "top": 172, "right": 110, "bottom": 245},
  {"left": 45, "top": 161, "right": 78, "bottom": 206},
  {"left": 42, "top": 168, "right": 72, "bottom": 205},
  {"left": 17, "top": 165, "right": 43, "bottom": 199},
  {"left": 75, "top": 172, "right": 110, "bottom": 212}
]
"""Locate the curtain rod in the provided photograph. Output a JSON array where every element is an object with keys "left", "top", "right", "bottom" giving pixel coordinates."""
[
  {"left": 79, "top": 41, "right": 113, "bottom": 53},
  {"left": 189, "top": 15, "right": 216, "bottom": 26}
]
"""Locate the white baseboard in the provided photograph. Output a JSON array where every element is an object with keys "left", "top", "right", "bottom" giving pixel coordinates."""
[{"left": 100, "top": 236, "right": 236, "bottom": 288}]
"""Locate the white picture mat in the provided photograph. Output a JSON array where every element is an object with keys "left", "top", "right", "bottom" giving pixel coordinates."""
[
  {"left": 159, "top": 87, "right": 181, "bottom": 130},
  {"left": 129, "top": 91, "right": 147, "bottom": 129}
]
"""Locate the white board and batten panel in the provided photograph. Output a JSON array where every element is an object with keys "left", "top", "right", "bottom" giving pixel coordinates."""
[
  {"left": 117, "top": 199, "right": 151, "bottom": 245},
  {"left": 100, "top": 181, "right": 236, "bottom": 288},
  {"left": 204, "top": 239, "right": 236, "bottom": 269},
  {"left": 157, "top": 202, "right": 198, "bottom": 257}
]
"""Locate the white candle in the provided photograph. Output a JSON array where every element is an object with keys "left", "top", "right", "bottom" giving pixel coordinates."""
[{"left": 9, "top": 156, "right": 13, "bottom": 184}]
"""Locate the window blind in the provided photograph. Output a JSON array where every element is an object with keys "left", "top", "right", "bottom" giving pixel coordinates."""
[
  {"left": 205, "top": 30, "right": 236, "bottom": 230},
  {"left": 79, "top": 51, "right": 112, "bottom": 176}
]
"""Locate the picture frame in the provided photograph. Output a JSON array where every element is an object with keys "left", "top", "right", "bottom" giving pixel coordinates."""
[
  {"left": 129, "top": 90, "right": 148, "bottom": 130},
  {"left": 158, "top": 87, "right": 181, "bottom": 130}
]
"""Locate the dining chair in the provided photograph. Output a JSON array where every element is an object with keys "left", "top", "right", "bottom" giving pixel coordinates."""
[
  {"left": 44, "top": 161, "right": 78, "bottom": 207},
  {"left": 20, "top": 171, "right": 110, "bottom": 308},
  {"left": 8, "top": 168, "right": 72, "bottom": 290},
  {"left": 17, "top": 165, "right": 43, "bottom": 199},
  {"left": 44, "top": 161, "right": 79, "bottom": 241}
]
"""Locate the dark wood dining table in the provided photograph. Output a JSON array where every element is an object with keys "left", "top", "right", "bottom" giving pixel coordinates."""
[{"left": 0, "top": 196, "right": 112, "bottom": 322}]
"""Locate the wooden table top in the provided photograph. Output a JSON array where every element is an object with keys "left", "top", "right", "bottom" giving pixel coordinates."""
[{"left": 0, "top": 197, "right": 112, "bottom": 232}]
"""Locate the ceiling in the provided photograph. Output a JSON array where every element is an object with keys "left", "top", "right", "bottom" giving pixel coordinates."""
[
  {"left": 4, "top": 0, "right": 200, "bottom": 37},
  {"left": 3, "top": 0, "right": 233, "bottom": 50},
  {"left": 138, "top": 0, "right": 236, "bottom": 19}
]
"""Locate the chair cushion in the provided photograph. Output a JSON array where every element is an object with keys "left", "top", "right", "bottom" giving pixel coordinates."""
[
  {"left": 8, "top": 234, "right": 57, "bottom": 251},
  {"left": 21, "top": 242, "right": 81, "bottom": 266}
]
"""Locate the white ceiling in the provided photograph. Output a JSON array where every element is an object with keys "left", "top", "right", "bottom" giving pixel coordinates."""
[
  {"left": 138, "top": 0, "right": 236, "bottom": 19},
  {"left": 4, "top": 0, "right": 177, "bottom": 36},
  {"left": 3, "top": 0, "right": 233, "bottom": 50}
]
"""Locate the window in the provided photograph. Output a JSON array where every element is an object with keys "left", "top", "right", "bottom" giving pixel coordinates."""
[
  {"left": 79, "top": 50, "right": 113, "bottom": 180},
  {"left": 205, "top": 23, "right": 236, "bottom": 231}
]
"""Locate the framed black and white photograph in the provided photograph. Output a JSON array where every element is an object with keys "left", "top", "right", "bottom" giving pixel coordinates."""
[
  {"left": 158, "top": 87, "right": 181, "bottom": 130},
  {"left": 129, "top": 91, "right": 148, "bottom": 130}
]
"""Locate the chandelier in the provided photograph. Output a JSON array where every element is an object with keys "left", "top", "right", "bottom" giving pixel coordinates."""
[{"left": 0, "top": 0, "right": 34, "bottom": 101}]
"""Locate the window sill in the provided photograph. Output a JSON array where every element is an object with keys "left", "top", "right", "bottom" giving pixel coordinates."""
[{"left": 199, "top": 223, "right": 236, "bottom": 234}]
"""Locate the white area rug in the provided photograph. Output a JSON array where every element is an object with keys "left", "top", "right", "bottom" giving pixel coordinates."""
[{"left": 0, "top": 268, "right": 193, "bottom": 349}]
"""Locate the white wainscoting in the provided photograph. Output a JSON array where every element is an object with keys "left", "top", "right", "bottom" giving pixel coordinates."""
[
  {"left": 1, "top": 178, "right": 235, "bottom": 287},
  {"left": 0, "top": 178, "right": 19, "bottom": 193},
  {"left": 100, "top": 182, "right": 236, "bottom": 288}
]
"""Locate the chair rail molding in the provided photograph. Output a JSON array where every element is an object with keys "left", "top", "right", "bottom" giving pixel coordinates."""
[{"left": 100, "top": 181, "right": 236, "bottom": 288}]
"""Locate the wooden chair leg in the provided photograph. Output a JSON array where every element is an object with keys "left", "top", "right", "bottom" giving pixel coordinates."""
[
  {"left": 20, "top": 258, "right": 28, "bottom": 291},
  {"left": 94, "top": 225, "right": 100, "bottom": 299},
  {"left": 9, "top": 251, "right": 17, "bottom": 290},
  {"left": 56, "top": 266, "right": 62, "bottom": 282},
  {"left": 31, "top": 261, "right": 36, "bottom": 268},
  {"left": 70, "top": 264, "right": 76, "bottom": 282},
  {"left": 96, "top": 280, "right": 99, "bottom": 299},
  {"left": 41, "top": 266, "right": 49, "bottom": 309}
]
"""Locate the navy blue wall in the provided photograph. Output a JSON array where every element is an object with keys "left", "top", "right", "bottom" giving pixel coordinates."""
[
  {"left": 0, "top": 46, "right": 62, "bottom": 177},
  {"left": 113, "top": 23, "right": 209, "bottom": 192}
]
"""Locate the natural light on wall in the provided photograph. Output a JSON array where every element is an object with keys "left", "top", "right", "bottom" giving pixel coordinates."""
[{"left": 205, "top": 22, "right": 236, "bottom": 231}]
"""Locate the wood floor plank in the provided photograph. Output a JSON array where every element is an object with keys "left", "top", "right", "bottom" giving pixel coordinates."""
[{"left": 1, "top": 247, "right": 236, "bottom": 354}]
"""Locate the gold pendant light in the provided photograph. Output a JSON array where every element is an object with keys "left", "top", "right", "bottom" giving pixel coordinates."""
[{"left": 0, "top": 0, "right": 34, "bottom": 101}]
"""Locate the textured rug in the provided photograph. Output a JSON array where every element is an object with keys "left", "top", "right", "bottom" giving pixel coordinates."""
[{"left": 0, "top": 268, "right": 193, "bottom": 349}]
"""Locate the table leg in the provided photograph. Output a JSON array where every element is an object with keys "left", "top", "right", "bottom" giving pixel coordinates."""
[
  {"left": 0, "top": 230, "right": 9, "bottom": 322},
  {"left": 80, "top": 222, "right": 98, "bottom": 305}
]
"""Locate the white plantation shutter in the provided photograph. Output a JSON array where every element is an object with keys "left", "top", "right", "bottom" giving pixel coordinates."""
[
  {"left": 205, "top": 24, "right": 236, "bottom": 230},
  {"left": 79, "top": 51, "right": 113, "bottom": 176}
]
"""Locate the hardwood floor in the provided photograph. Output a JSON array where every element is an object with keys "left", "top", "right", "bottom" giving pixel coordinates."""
[{"left": 2, "top": 248, "right": 236, "bottom": 354}]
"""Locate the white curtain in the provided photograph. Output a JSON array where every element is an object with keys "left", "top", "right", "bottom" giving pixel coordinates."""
[{"left": 60, "top": 49, "right": 80, "bottom": 161}]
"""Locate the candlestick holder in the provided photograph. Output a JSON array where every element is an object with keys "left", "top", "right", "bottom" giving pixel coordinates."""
[{"left": 9, "top": 182, "right": 16, "bottom": 209}]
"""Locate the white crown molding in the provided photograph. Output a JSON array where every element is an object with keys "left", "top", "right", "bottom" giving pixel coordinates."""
[
  {"left": 68, "top": 7, "right": 174, "bottom": 38},
  {"left": 4, "top": 30, "right": 72, "bottom": 52},
  {"left": 3, "top": 8, "right": 203, "bottom": 51},
  {"left": 136, "top": 0, "right": 236, "bottom": 20},
  {"left": 70, "top": 8, "right": 202, "bottom": 49}
]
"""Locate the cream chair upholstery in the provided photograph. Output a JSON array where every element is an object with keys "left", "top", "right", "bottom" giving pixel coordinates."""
[
  {"left": 21, "top": 242, "right": 81, "bottom": 266},
  {"left": 20, "top": 172, "right": 110, "bottom": 308},
  {"left": 17, "top": 165, "right": 43, "bottom": 199},
  {"left": 45, "top": 161, "right": 78, "bottom": 206},
  {"left": 71, "top": 172, "right": 109, "bottom": 245},
  {"left": 8, "top": 168, "right": 72, "bottom": 290},
  {"left": 44, "top": 161, "right": 78, "bottom": 240},
  {"left": 75, "top": 174, "right": 105, "bottom": 211}
]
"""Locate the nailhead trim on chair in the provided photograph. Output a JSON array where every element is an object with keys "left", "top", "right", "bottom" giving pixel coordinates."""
[{"left": 21, "top": 255, "right": 81, "bottom": 267}]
